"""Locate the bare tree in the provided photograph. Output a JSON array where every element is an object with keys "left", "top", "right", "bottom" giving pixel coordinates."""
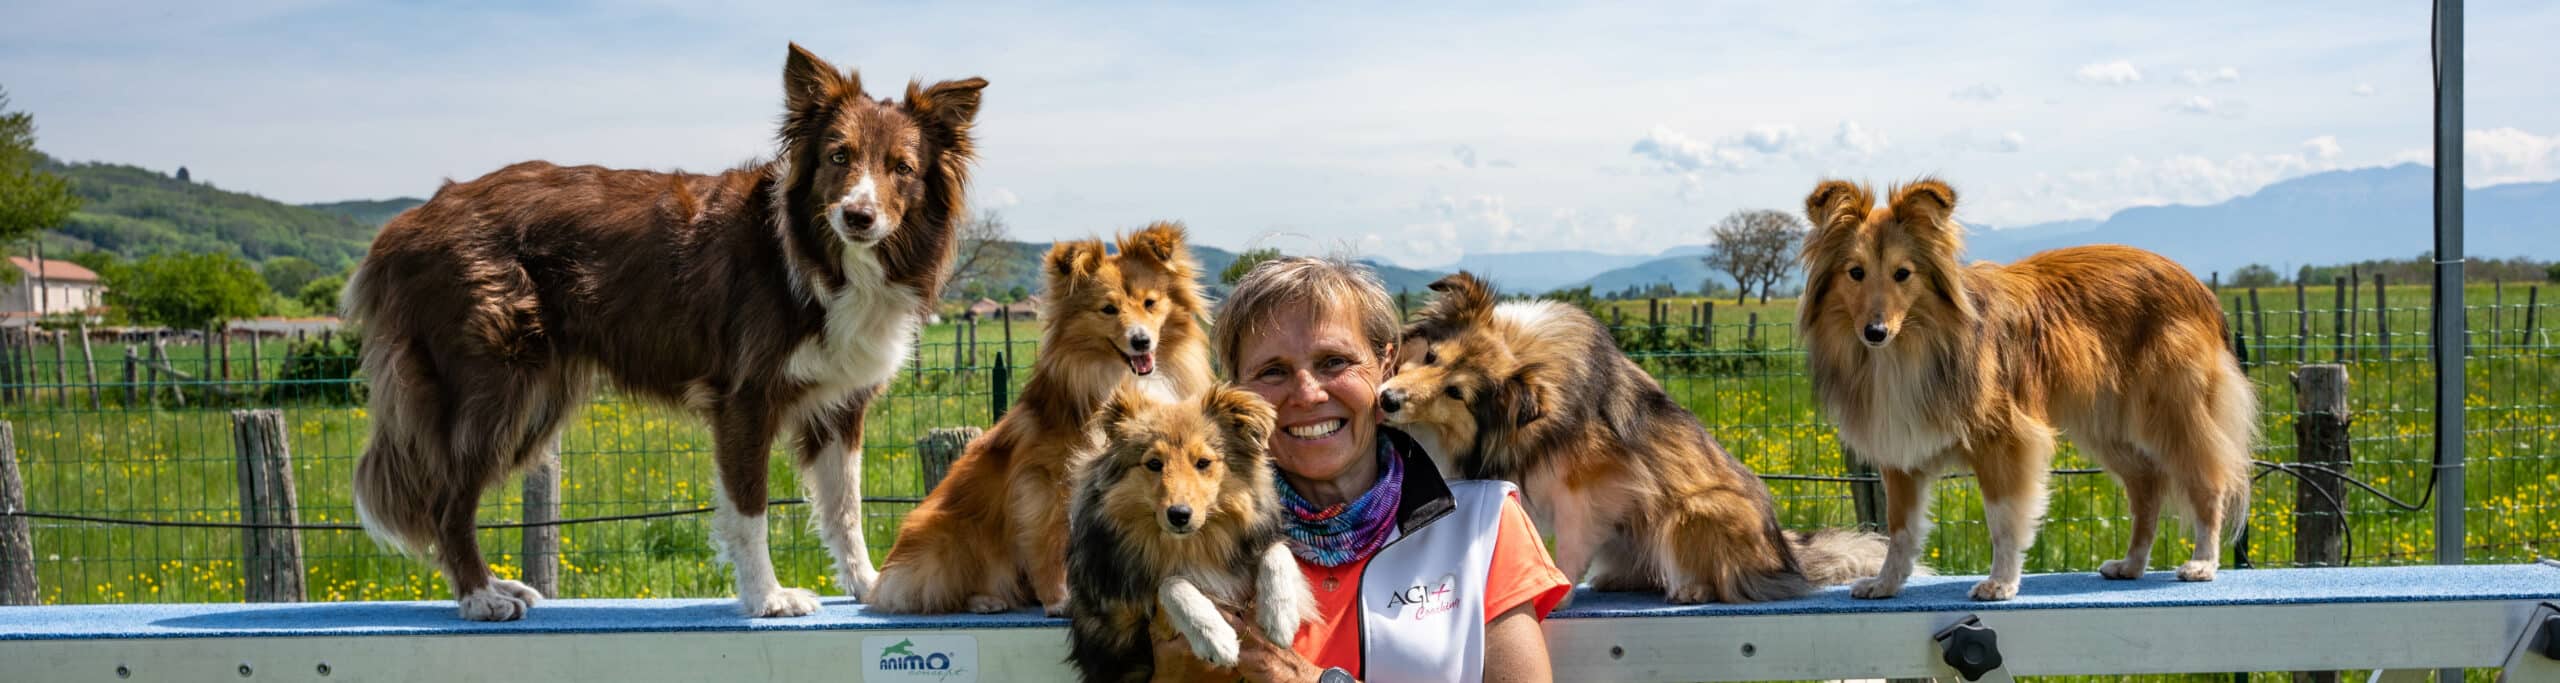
[
  {"left": 945, "top": 209, "right": 1017, "bottom": 300},
  {"left": 1703, "top": 209, "right": 1807, "bottom": 304}
]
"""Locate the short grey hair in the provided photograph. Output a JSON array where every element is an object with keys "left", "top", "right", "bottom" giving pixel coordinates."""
[{"left": 1213, "top": 255, "right": 1401, "bottom": 374}]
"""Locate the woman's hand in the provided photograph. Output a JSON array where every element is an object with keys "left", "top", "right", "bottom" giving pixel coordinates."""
[{"left": 1150, "top": 604, "right": 1338, "bottom": 683}]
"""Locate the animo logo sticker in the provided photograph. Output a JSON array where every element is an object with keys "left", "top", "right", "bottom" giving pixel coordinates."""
[
  {"left": 1383, "top": 573, "right": 1462, "bottom": 621},
  {"left": 863, "top": 635, "right": 978, "bottom": 682}
]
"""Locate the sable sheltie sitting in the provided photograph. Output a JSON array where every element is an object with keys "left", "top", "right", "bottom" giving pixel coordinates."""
[
  {"left": 345, "top": 44, "right": 983, "bottom": 620},
  {"left": 1378, "top": 273, "right": 1891, "bottom": 604},
  {"left": 1797, "top": 178, "right": 2256, "bottom": 601},
  {"left": 1065, "top": 386, "right": 1311, "bottom": 682},
  {"left": 869, "top": 223, "right": 1215, "bottom": 615}
]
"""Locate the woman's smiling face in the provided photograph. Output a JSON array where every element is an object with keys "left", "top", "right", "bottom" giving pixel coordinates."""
[{"left": 1237, "top": 300, "right": 1388, "bottom": 503}]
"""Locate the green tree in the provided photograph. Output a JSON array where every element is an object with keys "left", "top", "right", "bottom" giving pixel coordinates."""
[
  {"left": 2230, "top": 263, "right": 2282, "bottom": 288},
  {"left": 103, "top": 252, "right": 269, "bottom": 330},
  {"left": 0, "top": 87, "right": 81, "bottom": 249},
  {"left": 1222, "top": 247, "right": 1284, "bottom": 285},
  {"left": 297, "top": 274, "right": 347, "bottom": 315},
  {"left": 2547, "top": 262, "right": 2559, "bottom": 284},
  {"left": 261, "top": 256, "right": 327, "bottom": 296}
]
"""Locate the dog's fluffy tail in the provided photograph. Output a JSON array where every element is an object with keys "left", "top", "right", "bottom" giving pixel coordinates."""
[{"left": 1789, "top": 528, "right": 1923, "bottom": 584}]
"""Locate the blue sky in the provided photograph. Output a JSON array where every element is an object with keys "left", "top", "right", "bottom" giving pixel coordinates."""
[{"left": 2, "top": 1, "right": 2553, "bottom": 268}]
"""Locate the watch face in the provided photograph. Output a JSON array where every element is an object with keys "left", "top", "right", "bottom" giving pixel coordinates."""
[{"left": 1318, "top": 668, "right": 1355, "bottom": 683}]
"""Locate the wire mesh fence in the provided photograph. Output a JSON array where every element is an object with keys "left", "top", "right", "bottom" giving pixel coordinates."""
[{"left": 0, "top": 281, "right": 2550, "bottom": 606}]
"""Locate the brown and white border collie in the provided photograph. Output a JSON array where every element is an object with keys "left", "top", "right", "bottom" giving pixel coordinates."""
[
  {"left": 344, "top": 43, "right": 984, "bottom": 620},
  {"left": 1797, "top": 178, "right": 2255, "bottom": 601},
  {"left": 869, "top": 223, "right": 1215, "bottom": 616},
  {"left": 1380, "top": 273, "right": 1891, "bottom": 604}
]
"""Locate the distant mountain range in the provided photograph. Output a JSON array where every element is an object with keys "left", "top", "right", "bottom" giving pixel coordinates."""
[{"left": 1440, "top": 164, "right": 2552, "bottom": 295}]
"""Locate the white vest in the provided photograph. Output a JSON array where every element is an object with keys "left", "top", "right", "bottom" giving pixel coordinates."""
[{"left": 1353, "top": 476, "right": 1511, "bottom": 683}]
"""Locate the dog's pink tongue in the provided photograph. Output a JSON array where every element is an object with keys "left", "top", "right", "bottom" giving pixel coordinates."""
[{"left": 1129, "top": 352, "right": 1157, "bottom": 375}]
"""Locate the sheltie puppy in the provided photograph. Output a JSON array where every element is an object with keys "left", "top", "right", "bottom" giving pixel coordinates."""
[
  {"left": 346, "top": 43, "right": 983, "bottom": 620},
  {"left": 1797, "top": 178, "right": 2255, "bottom": 601},
  {"left": 1379, "top": 273, "right": 1892, "bottom": 604},
  {"left": 1064, "top": 386, "right": 1310, "bottom": 682},
  {"left": 869, "top": 222, "right": 1215, "bottom": 615}
]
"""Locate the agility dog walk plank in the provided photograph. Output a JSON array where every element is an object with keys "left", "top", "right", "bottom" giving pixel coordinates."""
[{"left": 4, "top": 564, "right": 2556, "bottom": 682}]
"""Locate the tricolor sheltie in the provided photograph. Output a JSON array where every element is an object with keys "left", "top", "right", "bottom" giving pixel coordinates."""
[
  {"left": 870, "top": 223, "right": 1215, "bottom": 615},
  {"left": 1379, "top": 273, "right": 1892, "bottom": 604},
  {"left": 1797, "top": 178, "right": 2255, "bottom": 601},
  {"left": 345, "top": 43, "right": 984, "bottom": 620},
  {"left": 1064, "top": 386, "right": 1311, "bottom": 682}
]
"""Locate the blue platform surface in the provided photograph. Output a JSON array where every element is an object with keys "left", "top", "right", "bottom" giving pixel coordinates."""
[{"left": 3, "top": 563, "right": 2553, "bottom": 641}]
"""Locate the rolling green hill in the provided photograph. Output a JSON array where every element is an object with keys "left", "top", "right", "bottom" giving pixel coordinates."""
[
  {"left": 40, "top": 159, "right": 380, "bottom": 269},
  {"left": 302, "top": 197, "right": 424, "bottom": 228}
]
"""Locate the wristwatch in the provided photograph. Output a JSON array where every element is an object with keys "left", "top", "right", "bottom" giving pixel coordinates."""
[{"left": 1316, "top": 667, "right": 1355, "bottom": 683}]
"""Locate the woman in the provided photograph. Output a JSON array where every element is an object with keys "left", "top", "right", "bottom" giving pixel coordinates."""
[{"left": 1169, "top": 256, "right": 1570, "bottom": 683}]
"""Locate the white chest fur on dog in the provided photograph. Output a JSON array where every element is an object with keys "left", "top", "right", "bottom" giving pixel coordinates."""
[
  {"left": 784, "top": 247, "right": 923, "bottom": 416},
  {"left": 1834, "top": 349, "right": 1962, "bottom": 471}
]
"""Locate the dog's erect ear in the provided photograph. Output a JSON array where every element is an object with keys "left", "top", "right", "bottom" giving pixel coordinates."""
[
  {"left": 1203, "top": 386, "right": 1276, "bottom": 460},
  {"left": 783, "top": 43, "right": 856, "bottom": 116},
  {"left": 905, "top": 77, "right": 988, "bottom": 146},
  {"left": 1889, "top": 178, "right": 1958, "bottom": 228},
  {"left": 1422, "top": 272, "right": 1496, "bottom": 325},
  {"left": 1117, "top": 222, "right": 1191, "bottom": 272},
  {"left": 1045, "top": 239, "right": 1103, "bottom": 280},
  {"left": 1095, "top": 385, "right": 1154, "bottom": 442},
  {"left": 1804, "top": 179, "right": 1874, "bottom": 233},
  {"left": 1499, "top": 365, "right": 1544, "bottom": 429}
]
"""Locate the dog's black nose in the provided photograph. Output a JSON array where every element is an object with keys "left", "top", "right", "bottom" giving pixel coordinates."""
[
  {"left": 1128, "top": 332, "right": 1152, "bottom": 352},
  {"left": 844, "top": 208, "right": 875, "bottom": 229},
  {"left": 1379, "top": 388, "right": 1406, "bottom": 414},
  {"left": 1862, "top": 323, "right": 1890, "bottom": 344},
  {"left": 1164, "top": 505, "right": 1193, "bottom": 529}
]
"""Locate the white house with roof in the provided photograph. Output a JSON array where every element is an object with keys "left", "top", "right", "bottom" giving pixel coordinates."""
[{"left": 2, "top": 256, "right": 107, "bottom": 326}]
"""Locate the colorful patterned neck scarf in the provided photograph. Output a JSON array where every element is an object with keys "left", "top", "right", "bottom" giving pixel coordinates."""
[{"left": 1276, "top": 437, "right": 1405, "bottom": 567}]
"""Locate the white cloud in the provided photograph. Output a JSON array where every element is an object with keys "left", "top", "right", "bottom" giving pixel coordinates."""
[
  {"left": 2463, "top": 127, "right": 2560, "bottom": 185},
  {"left": 2074, "top": 60, "right": 2143, "bottom": 85},
  {"left": 1950, "top": 83, "right": 2003, "bottom": 102},
  {"left": 2178, "top": 66, "right": 2241, "bottom": 85},
  {"left": 1998, "top": 131, "right": 2027, "bottom": 153},
  {"left": 2303, "top": 136, "right": 2343, "bottom": 161},
  {"left": 1452, "top": 144, "right": 1479, "bottom": 168},
  {"left": 1485, "top": 159, "right": 1516, "bottom": 168},
  {"left": 981, "top": 187, "right": 1022, "bottom": 208},
  {"left": 2169, "top": 95, "right": 2245, "bottom": 118},
  {"left": 1833, "top": 121, "right": 1887, "bottom": 158},
  {"left": 1996, "top": 137, "right": 2354, "bottom": 222},
  {"left": 2352, "top": 83, "right": 2377, "bottom": 97},
  {"left": 1630, "top": 123, "right": 1797, "bottom": 173}
]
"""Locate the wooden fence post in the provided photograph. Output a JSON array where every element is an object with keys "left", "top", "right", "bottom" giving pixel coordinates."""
[
  {"left": 78, "top": 324, "right": 98, "bottom": 410},
  {"left": 1842, "top": 447, "right": 1884, "bottom": 533},
  {"left": 232, "top": 409, "right": 305, "bottom": 602},
  {"left": 2526, "top": 285, "right": 2541, "bottom": 347},
  {"left": 2331, "top": 276, "right": 2348, "bottom": 361},
  {"left": 0, "top": 422, "right": 37, "bottom": 605},
  {"left": 2, "top": 330, "right": 21, "bottom": 405},
  {"left": 521, "top": 437, "right": 562, "bottom": 599},
  {"left": 2374, "top": 275, "right": 2391, "bottom": 357},
  {"left": 2289, "top": 365, "right": 2350, "bottom": 683},
  {"left": 51, "top": 332, "right": 67, "bottom": 409},
  {"left": 2294, "top": 280, "right": 2309, "bottom": 361},
  {"left": 916, "top": 426, "right": 984, "bottom": 495},
  {"left": 1702, "top": 302, "right": 1716, "bottom": 349},
  {"left": 122, "top": 346, "right": 138, "bottom": 405}
]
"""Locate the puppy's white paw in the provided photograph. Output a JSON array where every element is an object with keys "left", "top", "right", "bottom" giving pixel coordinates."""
[
  {"left": 2176, "top": 560, "right": 2218, "bottom": 582},
  {"left": 965, "top": 595, "right": 1011, "bottom": 614},
  {"left": 837, "top": 563, "right": 880, "bottom": 601},
  {"left": 457, "top": 583, "right": 533, "bottom": 622},
  {"left": 738, "top": 586, "right": 822, "bottom": 618},
  {"left": 1967, "top": 578, "right": 2018, "bottom": 601},
  {"left": 1849, "top": 576, "right": 1903, "bottom": 599},
  {"left": 2097, "top": 559, "right": 2145, "bottom": 580},
  {"left": 1256, "top": 593, "right": 1306, "bottom": 642},
  {"left": 1186, "top": 617, "right": 1242, "bottom": 668},
  {"left": 1043, "top": 599, "right": 1070, "bottom": 618}
]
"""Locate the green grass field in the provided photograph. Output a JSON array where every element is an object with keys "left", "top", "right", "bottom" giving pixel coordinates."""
[{"left": 4, "top": 283, "right": 2551, "bottom": 608}]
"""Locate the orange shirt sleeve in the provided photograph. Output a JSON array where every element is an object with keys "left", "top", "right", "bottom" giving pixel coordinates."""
[{"left": 1482, "top": 492, "right": 1572, "bottom": 622}]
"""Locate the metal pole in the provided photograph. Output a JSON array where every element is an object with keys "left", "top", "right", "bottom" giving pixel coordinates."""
[{"left": 2429, "top": 0, "right": 2465, "bottom": 575}]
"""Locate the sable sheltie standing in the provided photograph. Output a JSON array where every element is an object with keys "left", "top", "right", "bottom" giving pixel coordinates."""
[
  {"left": 1064, "top": 386, "right": 1310, "bottom": 682},
  {"left": 869, "top": 223, "right": 1215, "bottom": 615},
  {"left": 1797, "top": 178, "right": 2255, "bottom": 601},
  {"left": 1379, "top": 273, "right": 1891, "bottom": 604},
  {"left": 344, "top": 44, "right": 984, "bottom": 620}
]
